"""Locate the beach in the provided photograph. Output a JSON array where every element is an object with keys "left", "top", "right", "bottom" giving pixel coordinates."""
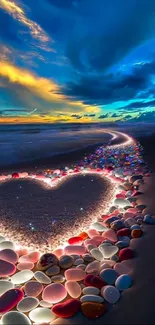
[{"left": 0, "top": 128, "right": 154, "bottom": 324}]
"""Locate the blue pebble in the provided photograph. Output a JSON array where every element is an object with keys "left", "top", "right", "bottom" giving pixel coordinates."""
[{"left": 115, "top": 274, "right": 132, "bottom": 291}]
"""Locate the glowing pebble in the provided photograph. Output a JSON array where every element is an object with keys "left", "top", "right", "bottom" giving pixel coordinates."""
[
  {"left": 65, "top": 281, "right": 81, "bottom": 298},
  {"left": 12, "top": 172, "right": 19, "bottom": 179},
  {"left": 64, "top": 245, "right": 85, "bottom": 255},
  {"left": 0, "top": 259, "right": 16, "bottom": 277},
  {"left": 51, "top": 275, "right": 65, "bottom": 283},
  {"left": 17, "top": 297, "right": 39, "bottom": 312},
  {"left": 24, "top": 281, "right": 43, "bottom": 297},
  {"left": 87, "top": 229, "right": 99, "bottom": 238},
  {"left": 42, "top": 283, "right": 67, "bottom": 304},
  {"left": 80, "top": 295, "right": 104, "bottom": 303},
  {"left": 82, "top": 287, "right": 99, "bottom": 295},
  {"left": 99, "top": 244, "right": 118, "bottom": 259},
  {"left": 16, "top": 248, "right": 29, "bottom": 256},
  {"left": 39, "top": 300, "right": 53, "bottom": 308},
  {"left": 84, "top": 239, "right": 97, "bottom": 247},
  {"left": 0, "top": 241, "right": 15, "bottom": 251},
  {"left": 78, "top": 232, "right": 88, "bottom": 240},
  {"left": 101, "top": 285, "right": 120, "bottom": 303},
  {"left": 91, "top": 222, "right": 107, "bottom": 232},
  {"left": 53, "top": 248, "right": 64, "bottom": 258},
  {"left": 0, "top": 236, "right": 5, "bottom": 243},
  {"left": 29, "top": 308, "right": 55, "bottom": 323},
  {"left": 68, "top": 236, "right": 83, "bottom": 245},
  {"left": 0, "top": 249, "right": 18, "bottom": 264},
  {"left": 85, "top": 261, "right": 100, "bottom": 274},
  {"left": 65, "top": 268, "right": 85, "bottom": 281},
  {"left": 90, "top": 248, "right": 103, "bottom": 261},
  {"left": 0, "top": 288, "right": 24, "bottom": 313},
  {"left": 114, "top": 198, "right": 131, "bottom": 207},
  {"left": 1, "top": 311, "right": 31, "bottom": 325},
  {"left": 34, "top": 271, "right": 51, "bottom": 284},
  {"left": 11, "top": 270, "right": 34, "bottom": 284},
  {"left": 26, "top": 251, "right": 40, "bottom": 263},
  {"left": 0, "top": 280, "right": 14, "bottom": 295},
  {"left": 103, "top": 229, "right": 117, "bottom": 242},
  {"left": 19, "top": 172, "right": 28, "bottom": 178},
  {"left": 115, "top": 274, "right": 132, "bottom": 291},
  {"left": 17, "top": 262, "right": 34, "bottom": 270},
  {"left": 91, "top": 235, "right": 104, "bottom": 245}
]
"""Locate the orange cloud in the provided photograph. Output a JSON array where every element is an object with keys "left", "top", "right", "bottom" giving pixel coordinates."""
[
  {"left": 0, "top": 61, "right": 101, "bottom": 115},
  {"left": 0, "top": 0, "right": 51, "bottom": 47}
]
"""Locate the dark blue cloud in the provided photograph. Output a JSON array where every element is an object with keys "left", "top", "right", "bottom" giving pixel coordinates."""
[
  {"left": 126, "top": 111, "right": 155, "bottom": 122},
  {"left": 63, "top": 61, "right": 149, "bottom": 105},
  {"left": 98, "top": 113, "right": 109, "bottom": 119},
  {"left": 84, "top": 114, "right": 96, "bottom": 117},
  {"left": 111, "top": 113, "right": 122, "bottom": 118},
  {"left": 71, "top": 114, "right": 82, "bottom": 119}
]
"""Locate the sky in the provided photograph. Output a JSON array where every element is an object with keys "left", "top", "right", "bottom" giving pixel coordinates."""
[{"left": 1, "top": 0, "right": 155, "bottom": 123}]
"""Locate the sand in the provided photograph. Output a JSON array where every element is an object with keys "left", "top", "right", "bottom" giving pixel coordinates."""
[{"left": 0, "top": 174, "right": 113, "bottom": 251}]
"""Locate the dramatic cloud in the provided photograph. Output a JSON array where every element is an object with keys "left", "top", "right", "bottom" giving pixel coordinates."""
[
  {"left": 1, "top": 0, "right": 155, "bottom": 122},
  {"left": 66, "top": 0, "right": 155, "bottom": 73},
  {"left": 0, "top": 0, "right": 50, "bottom": 45}
]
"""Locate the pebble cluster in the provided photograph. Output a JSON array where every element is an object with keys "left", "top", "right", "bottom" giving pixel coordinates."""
[{"left": 0, "top": 131, "right": 154, "bottom": 324}]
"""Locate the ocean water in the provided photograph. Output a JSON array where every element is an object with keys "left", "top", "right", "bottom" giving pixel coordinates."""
[{"left": 0, "top": 123, "right": 111, "bottom": 167}]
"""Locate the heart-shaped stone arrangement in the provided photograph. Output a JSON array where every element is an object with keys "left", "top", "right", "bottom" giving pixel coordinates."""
[
  {"left": 0, "top": 174, "right": 111, "bottom": 250},
  {"left": 0, "top": 131, "right": 153, "bottom": 324}
]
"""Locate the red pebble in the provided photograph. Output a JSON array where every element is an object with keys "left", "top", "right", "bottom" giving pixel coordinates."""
[
  {"left": 0, "top": 259, "right": 16, "bottom": 277},
  {"left": 119, "top": 248, "right": 134, "bottom": 261},
  {"left": 0, "top": 289, "right": 24, "bottom": 313},
  {"left": 84, "top": 274, "right": 106, "bottom": 289},
  {"left": 101, "top": 215, "right": 110, "bottom": 220},
  {"left": 12, "top": 172, "right": 19, "bottom": 179},
  {"left": 62, "top": 172, "right": 67, "bottom": 176},
  {"left": 107, "top": 166, "right": 113, "bottom": 172},
  {"left": 116, "top": 194, "right": 125, "bottom": 199},
  {"left": 84, "top": 274, "right": 94, "bottom": 286},
  {"left": 117, "top": 228, "right": 131, "bottom": 237},
  {"left": 52, "top": 299, "right": 81, "bottom": 318},
  {"left": 132, "top": 191, "right": 143, "bottom": 197},
  {"left": 68, "top": 236, "right": 83, "bottom": 245}
]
